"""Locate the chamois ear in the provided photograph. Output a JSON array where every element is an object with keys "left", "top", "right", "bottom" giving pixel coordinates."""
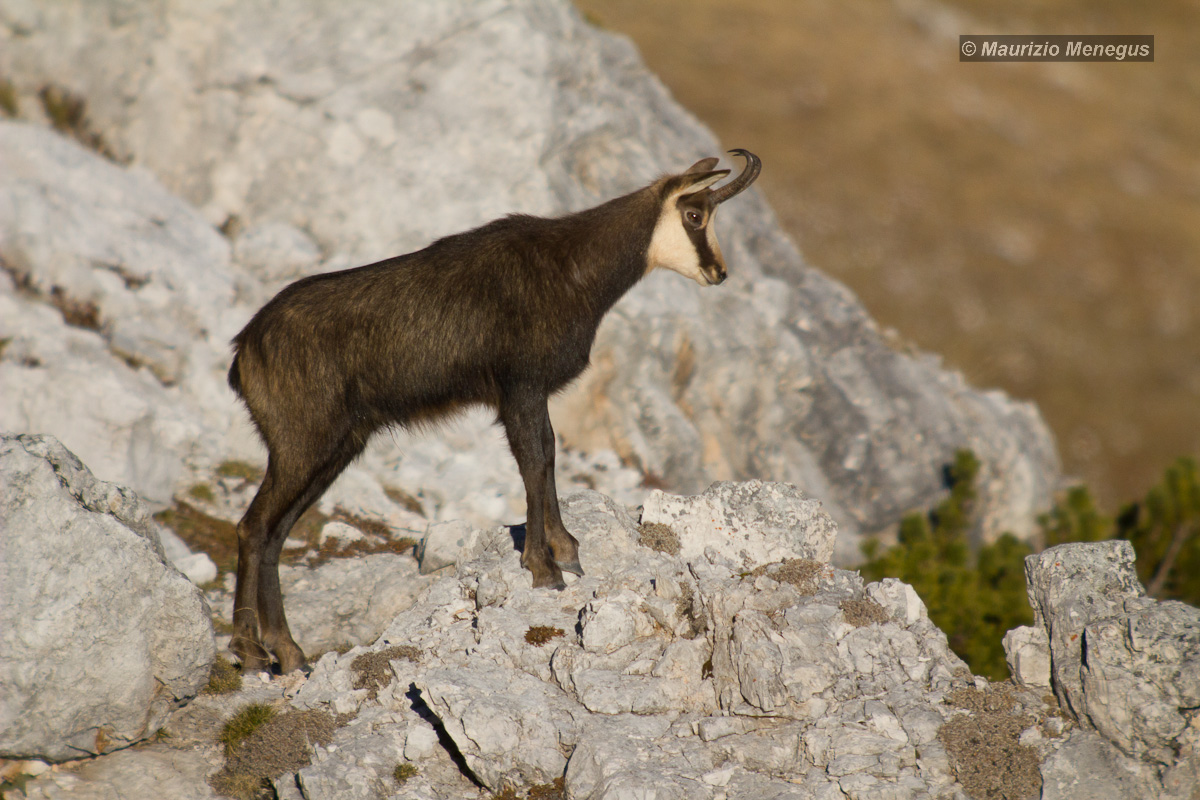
[
  {"left": 684, "top": 157, "right": 721, "bottom": 174},
  {"left": 674, "top": 169, "right": 730, "bottom": 196}
]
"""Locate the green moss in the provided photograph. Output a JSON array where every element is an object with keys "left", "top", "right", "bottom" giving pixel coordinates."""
[
  {"left": 216, "top": 460, "right": 264, "bottom": 483},
  {"left": 394, "top": 763, "right": 418, "bottom": 784},
  {"left": 189, "top": 483, "right": 216, "bottom": 503}
]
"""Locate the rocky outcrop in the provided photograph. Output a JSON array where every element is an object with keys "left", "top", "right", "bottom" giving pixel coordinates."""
[
  {"left": 287, "top": 487, "right": 975, "bottom": 799},
  {"left": 0, "top": 434, "right": 215, "bottom": 762},
  {"left": 0, "top": 0, "right": 1060, "bottom": 553},
  {"left": 5, "top": 451, "right": 1197, "bottom": 799},
  {"left": 1010, "top": 541, "right": 1200, "bottom": 799}
]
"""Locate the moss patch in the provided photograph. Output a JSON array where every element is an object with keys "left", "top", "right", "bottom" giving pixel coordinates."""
[
  {"left": 747, "top": 558, "right": 823, "bottom": 595},
  {"left": 637, "top": 522, "right": 681, "bottom": 555},
  {"left": 524, "top": 626, "right": 565, "bottom": 647},
  {"left": 216, "top": 459, "right": 264, "bottom": 484},
  {"left": 351, "top": 645, "right": 421, "bottom": 699},
  {"left": 394, "top": 763, "right": 418, "bottom": 784},
  {"left": 939, "top": 685, "right": 1042, "bottom": 800},
  {"left": 840, "top": 597, "right": 890, "bottom": 627},
  {"left": 188, "top": 483, "right": 216, "bottom": 503}
]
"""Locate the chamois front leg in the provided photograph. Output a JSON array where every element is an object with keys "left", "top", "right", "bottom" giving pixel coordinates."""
[
  {"left": 542, "top": 414, "right": 582, "bottom": 576},
  {"left": 500, "top": 390, "right": 565, "bottom": 590}
]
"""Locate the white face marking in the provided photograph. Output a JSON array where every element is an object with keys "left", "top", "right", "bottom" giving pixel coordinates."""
[{"left": 646, "top": 177, "right": 724, "bottom": 285}]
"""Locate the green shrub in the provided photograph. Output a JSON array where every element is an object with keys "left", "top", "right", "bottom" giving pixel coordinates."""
[
  {"left": 862, "top": 449, "right": 1200, "bottom": 681},
  {"left": 861, "top": 450, "right": 1032, "bottom": 680}
]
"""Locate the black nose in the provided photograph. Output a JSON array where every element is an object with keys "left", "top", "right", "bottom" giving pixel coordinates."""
[{"left": 713, "top": 269, "right": 727, "bottom": 285}]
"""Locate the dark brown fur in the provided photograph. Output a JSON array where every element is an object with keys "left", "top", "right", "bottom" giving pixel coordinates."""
[{"left": 227, "top": 153, "right": 758, "bottom": 673}]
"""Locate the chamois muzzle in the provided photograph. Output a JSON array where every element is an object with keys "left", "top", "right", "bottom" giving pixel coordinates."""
[{"left": 708, "top": 149, "right": 761, "bottom": 205}]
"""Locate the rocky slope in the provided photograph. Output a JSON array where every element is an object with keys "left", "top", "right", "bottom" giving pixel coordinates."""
[
  {"left": 8, "top": 1, "right": 1191, "bottom": 798},
  {"left": 3, "top": 436, "right": 1196, "bottom": 799},
  {"left": 0, "top": 0, "right": 1059, "bottom": 557}
]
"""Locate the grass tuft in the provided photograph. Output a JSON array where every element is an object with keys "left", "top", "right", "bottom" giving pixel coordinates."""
[
  {"left": 204, "top": 655, "right": 243, "bottom": 695},
  {"left": 218, "top": 703, "right": 276, "bottom": 756}
]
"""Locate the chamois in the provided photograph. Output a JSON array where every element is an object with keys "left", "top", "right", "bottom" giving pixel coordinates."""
[{"left": 227, "top": 150, "right": 761, "bottom": 673}]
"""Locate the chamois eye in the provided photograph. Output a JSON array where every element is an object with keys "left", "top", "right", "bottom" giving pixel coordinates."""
[{"left": 685, "top": 210, "right": 702, "bottom": 227}]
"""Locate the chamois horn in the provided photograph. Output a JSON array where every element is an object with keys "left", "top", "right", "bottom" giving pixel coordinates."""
[{"left": 709, "top": 149, "right": 761, "bottom": 205}]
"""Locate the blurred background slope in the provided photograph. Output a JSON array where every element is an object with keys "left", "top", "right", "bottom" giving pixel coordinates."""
[{"left": 576, "top": 0, "right": 1200, "bottom": 509}]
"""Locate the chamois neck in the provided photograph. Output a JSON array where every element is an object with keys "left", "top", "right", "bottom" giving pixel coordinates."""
[{"left": 556, "top": 186, "right": 661, "bottom": 318}]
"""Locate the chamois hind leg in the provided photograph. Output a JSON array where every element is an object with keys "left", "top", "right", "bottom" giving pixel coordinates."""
[
  {"left": 231, "top": 433, "right": 362, "bottom": 673},
  {"left": 231, "top": 463, "right": 292, "bottom": 673},
  {"left": 541, "top": 415, "right": 582, "bottom": 576},
  {"left": 255, "top": 434, "right": 366, "bottom": 674},
  {"left": 500, "top": 389, "right": 565, "bottom": 590}
]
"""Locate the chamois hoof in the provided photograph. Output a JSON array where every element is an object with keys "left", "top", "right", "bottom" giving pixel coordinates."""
[
  {"left": 556, "top": 560, "right": 585, "bottom": 577},
  {"left": 531, "top": 571, "right": 567, "bottom": 591}
]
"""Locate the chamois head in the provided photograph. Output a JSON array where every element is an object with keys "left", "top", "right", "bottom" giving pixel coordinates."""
[{"left": 647, "top": 149, "right": 761, "bottom": 286}]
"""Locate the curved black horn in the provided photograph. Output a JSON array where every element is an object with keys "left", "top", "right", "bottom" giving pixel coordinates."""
[{"left": 709, "top": 149, "right": 761, "bottom": 204}]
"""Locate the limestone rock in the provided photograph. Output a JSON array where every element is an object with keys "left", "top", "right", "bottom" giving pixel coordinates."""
[
  {"left": 0, "top": 0, "right": 1061, "bottom": 552},
  {"left": 289, "top": 485, "right": 976, "bottom": 798},
  {"left": 1078, "top": 597, "right": 1200, "bottom": 765},
  {"left": 1039, "top": 729, "right": 1165, "bottom": 800},
  {"left": 1003, "top": 625, "right": 1052, "bottom": 689},
  {"left": 0, "top": 434, "right": 215, "bottom": 761},
  {"left": 1021, "top": 540, "right": 1200, "bottom": 797},
  {"left": 640, "top": 480, "right": 838, "bottom": 567},
  {"left": 212, "top": 554, "right": 434, "bottom": 659},
  {"left": 1024, "top": 540, "right": 1145, "bottom": 715}
]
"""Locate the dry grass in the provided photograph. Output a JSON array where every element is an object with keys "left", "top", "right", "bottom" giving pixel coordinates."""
[
  {"left": 637, "top": 522, "right": 681, "bottom": 556},
  {"left": 524, "top": 626, "right": 565, "bottom": 647},
  {"left": 747, "top": 558, "right": 823, "bottom": 595},
  {"left": 211, "top": 707, "right": 335, "bottom": 800},
  {"left": 155, "top": 501, "right": 239, "bottom": 575},
  {"left": 384, "top": 485, "right": 425, "bottom": 515},
  {"left": 351, "top": 645, "right": 421, "bottom": 699},
  {"left": 939, "top": 685, "right": 1042, "bottom": 800},
  {"left": 840, "top": 597, "right": 890, "bottom": 627},
  {"left": 203, "top": 655, "right": 243, "bottom": 695},
  {"left": 49, "top": 286, "right": 101, "bottom": 331}
]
